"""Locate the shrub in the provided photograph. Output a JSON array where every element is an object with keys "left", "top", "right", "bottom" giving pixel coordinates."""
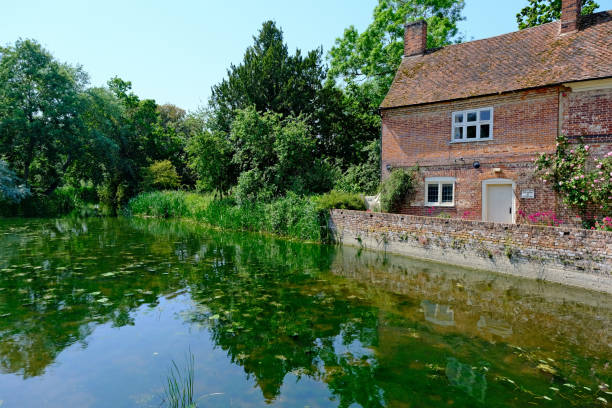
[
  {"left": 0, "top": 160, "right": 30, "bottom": 203},
  {"left": 141, "top": 160, "right": 181, "bottom": 191},
  {"left": 536, "top": 136, "right": 612, "bottom": 215},
  {"left": 314, "top": 190, "right": 366, "bottom": 211},
  {"left": 379, "top": 168, "right": 415, "bottom": 213},
  {"left": 593, "top": 217, "right": 612, "bottom": 231}
]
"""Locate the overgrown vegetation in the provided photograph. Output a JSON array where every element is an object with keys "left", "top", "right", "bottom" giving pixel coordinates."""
[
  {"left": 536, "top": 135, "right": 611, "bottom": 222},
  {"left": 128, "top": 191, "right": 327, "bottom": 242},
  {"left": 379, "top": 168, "right": 416, "bottom": 213},
  {"left": 1, "top": 1, "right": 471, "bottom": 218}
]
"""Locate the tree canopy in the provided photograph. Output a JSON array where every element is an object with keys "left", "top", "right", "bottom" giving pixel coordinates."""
[
  {"left": 516, "top": 0, "right": 599, "bottom": 29},
  {"left": 328, "top": 0, "right": 465, "bottom": 103}
]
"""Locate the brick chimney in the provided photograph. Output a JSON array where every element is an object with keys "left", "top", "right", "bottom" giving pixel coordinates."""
[
  {"left": 404, "top": 20, "right": 427, "bottom": 57},
  {"left": 560, "top": 0, "right": 581, "bottom": 34}
]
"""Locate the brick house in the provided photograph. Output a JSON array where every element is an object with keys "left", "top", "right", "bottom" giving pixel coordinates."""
[{"left": 380, "top": 0, "right": 612, "bottom": 225}]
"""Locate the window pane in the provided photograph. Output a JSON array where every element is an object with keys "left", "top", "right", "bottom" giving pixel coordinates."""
[
  {"left": 466, "top": 125, "right": 477, "bottom": 138},
  {"left": 480, "top": 109, "right": 491, "bottom": 121},
  {"left": 467, "top": 112, "right": 477, "bottom": 122},
  {"left": 454, "top": 113, "right": 463, "bottom": 123},
  {"left": 427, "top": 184, "right": 439, "bottom": 203},
  {"left": 441, "top": 184, "right": 453, "bottom": 203},
  {"left": 480, "top": 124, "right": 490, "bottom": 138},
  {"left": 454, "top": 127, "right": 463, "bottom": 140}
]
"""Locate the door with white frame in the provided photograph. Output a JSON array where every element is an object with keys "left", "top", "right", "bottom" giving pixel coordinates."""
[{"left": 482, "top": 179, "right": 515, "bottom": 224}]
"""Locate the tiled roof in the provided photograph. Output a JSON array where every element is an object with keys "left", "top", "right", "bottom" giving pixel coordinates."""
[{"left": 381, "top": 11, "right": 612, "bottom": 109}]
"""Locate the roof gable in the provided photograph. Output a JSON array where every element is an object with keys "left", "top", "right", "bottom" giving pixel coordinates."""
[{"left": 381, "top": 11, "right": 612, "bottom": 109}]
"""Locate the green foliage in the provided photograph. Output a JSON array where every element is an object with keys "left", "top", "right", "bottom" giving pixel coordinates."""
[
  {"left": 329, "top": 0, "right": 465, "bottom": 103},
  {"left": 314, "top": 191, "right": 366, "bottom": 211},
  {"left": 0, "top": 39, "right": 88, "bottom": 195},
  {"left": 536, "top": 135, "right": 611, "bottom": 215},
  {"left": 517, "top": 0, "right": 599, "bottom": 29},
  {"left": 186, "top": 128, "right": 236, "bottom": 195},
  {"left": 209, "top": 21, "right": 325, "bottom": 134},
  {"left": 334, "top": 140, "right": 381, "bottom": 195},
  {"left": 141, "top": 160, "right": 181, "bottom": 191},
  {"left": 0, "top": 183, "right": 98, "bottom": 217},
  {"left": 230, "top": 107, "right": 334, "bottom": 203},
  {"left": 0, "top": 160, "right": 30, "bottom": 203},
  {"left": 379, "top": 168, "right": 415, "bottom": 213},
  {"left": 128, "top": 191, "right": 326, "bottom": 242}
]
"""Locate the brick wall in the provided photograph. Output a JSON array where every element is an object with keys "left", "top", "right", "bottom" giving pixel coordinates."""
[
  {"left": 380, "top": 85, "right": 612, "bottom": 225},
  {"left": 329, "top": 209, "right": 612, "bottom": 293}
]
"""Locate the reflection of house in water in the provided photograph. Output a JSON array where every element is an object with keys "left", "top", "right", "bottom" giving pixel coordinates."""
[
  {"left": 477, "top": 316, "right": 513, "bottom": 338},
  {"left": 421, "top": 300, "right": 455, "bottom": 327}
]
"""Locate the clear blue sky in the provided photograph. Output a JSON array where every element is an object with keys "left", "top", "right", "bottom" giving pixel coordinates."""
[{"left": 2, "top": 0, "right": 611, "bottom": 111}]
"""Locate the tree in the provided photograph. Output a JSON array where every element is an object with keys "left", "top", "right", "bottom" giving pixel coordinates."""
[
  {"left": 329, "top": 0, "right": 465, "bottom": 104},
  {"left": 517, "top": 0, "right": 599, "bottom": 29},
  {"left": 208, "top": 21, "right": 325, "bottom": 135},
  {"left": 0, "top": 160, "right": 30, "bottom": 203},
  {"left": 229, "top": 107, "right": 334, "bottom": 202},
  {"left": 141, "top": 160, "right": 181, "bottom": 191},
  {"left": 186, "top": 129, "right": 236, "bottom": 195},
  {"left": 0, "top": 39, "right": 88, "bottom": 194}
]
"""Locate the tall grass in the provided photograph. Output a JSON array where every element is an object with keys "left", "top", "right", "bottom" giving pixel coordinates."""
[
  {"left": 163, "top": 351, "right": 196, "bottom": 408},
  {"left": 127, "top": 191, "right": 338, "bottom": 242}
]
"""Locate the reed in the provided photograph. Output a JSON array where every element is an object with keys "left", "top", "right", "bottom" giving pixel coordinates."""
[{"left": 163, "top": 351, "right": 196, "bottom": 408}]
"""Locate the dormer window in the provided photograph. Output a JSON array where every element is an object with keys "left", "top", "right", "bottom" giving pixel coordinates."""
[{"left": 452, "top": 108, "right": 493, "bottom": 142}]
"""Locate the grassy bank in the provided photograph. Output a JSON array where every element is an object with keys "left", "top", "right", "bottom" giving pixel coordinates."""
[{"left": 127, "top": 190, "right": 365, "bottom": 243}]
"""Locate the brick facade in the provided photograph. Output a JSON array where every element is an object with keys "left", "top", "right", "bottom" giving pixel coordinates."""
[{"left": 381, "top": 84, "right": 612, "bottom": 226}]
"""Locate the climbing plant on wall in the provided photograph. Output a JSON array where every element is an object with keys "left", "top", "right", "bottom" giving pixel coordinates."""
[{"left": 535, "top": 135, "right": 612, "bottom": 217}]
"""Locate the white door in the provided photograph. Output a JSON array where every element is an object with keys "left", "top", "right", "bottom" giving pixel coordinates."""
[{"left": 485, "top": 184, "right": 513, "bottom": 223}]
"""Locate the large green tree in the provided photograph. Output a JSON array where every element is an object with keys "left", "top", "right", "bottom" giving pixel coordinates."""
[
  {"left": 0, "top": 39, "right": 88, "bottom": 194},
  {"left": 230, "top": 107, "right": 334, "bottom": 202},
  {"left": 209, "top": 21, "right": 325, "bottom": 135},
  {"left": 328, "top": 0, "right": 465, "bottom": 103},
  {"left": 517, "top": 0, "right": 599, "bottom": 29}
]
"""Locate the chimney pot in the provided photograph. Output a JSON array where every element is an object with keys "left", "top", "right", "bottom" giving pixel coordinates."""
[
  {"left": 560, "top": 0, "right": 581, "bottom": 34},
  {"left": 404, "top": 20, "right": 427, "bottom": 57}
]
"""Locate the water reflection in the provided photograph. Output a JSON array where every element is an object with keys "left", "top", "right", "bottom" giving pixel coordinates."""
[
  {"left": 421, "top": 300, "right": 455, "bottom": 327},
  {"left": 0, "top": 217, "right": 610, "bottom": 407}
]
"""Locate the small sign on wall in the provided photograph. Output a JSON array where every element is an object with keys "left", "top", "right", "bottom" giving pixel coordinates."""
[{"left": 521, "top": 189, "right": 535, "bottom": 199}]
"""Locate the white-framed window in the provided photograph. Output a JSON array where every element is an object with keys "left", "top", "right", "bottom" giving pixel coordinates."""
[
  {"left": 425, "top": 177, "right": 455, "bottom": 206},
  {"left": 452, "top": 107, "right": 493, "bottom": 142}
]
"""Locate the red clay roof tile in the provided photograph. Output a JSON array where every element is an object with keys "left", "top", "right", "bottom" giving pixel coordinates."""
[{"left": 380, "top": 11, "right": 612, "bottom": 109}]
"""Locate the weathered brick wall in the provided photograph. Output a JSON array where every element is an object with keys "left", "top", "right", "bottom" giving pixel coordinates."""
[
  {"left": 380, "top": 85, "right": 612, "bottom": 226},
  {"left": 381, "top": 87, "right": 559, "bottom": 172},
  {"left": 562, "top": 87, "right": 612, "bottom": 140},
  {"left": 329, "top": 209, "right": 612, "bottom": 293}
]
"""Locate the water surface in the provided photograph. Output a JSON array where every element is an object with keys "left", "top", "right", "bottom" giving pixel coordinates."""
[{"left": 0, "top": 217, "right": 610, "bottom": 407}]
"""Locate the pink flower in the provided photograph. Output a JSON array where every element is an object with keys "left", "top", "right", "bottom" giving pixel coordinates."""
[{"left": 585, "top": 145, "right": 590, "bottom": 151}]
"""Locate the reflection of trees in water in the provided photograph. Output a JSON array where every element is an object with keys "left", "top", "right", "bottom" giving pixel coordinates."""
[
  {"left": 1, "top": 218, "right": 610, "bottom": 407},
  {"left": 0, "top": 218, "right": 186, "bottom": 377}
]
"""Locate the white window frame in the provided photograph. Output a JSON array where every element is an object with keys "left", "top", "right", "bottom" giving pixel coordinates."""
[
  {"left": 425, "top": 177, "right": 456, "bottom": 207},
  {"left": 451, "top": 107, "right": 494, "bottom": 143}
]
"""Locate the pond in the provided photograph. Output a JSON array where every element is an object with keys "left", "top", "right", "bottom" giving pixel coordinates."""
[{"left": 0, "top": 217, "right": 610, "bottom": 407}]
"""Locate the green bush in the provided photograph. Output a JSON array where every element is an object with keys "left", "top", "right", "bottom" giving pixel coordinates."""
[
  {"left": 141, "top": 160, "right": 181, "bottom": 191},
  {"left": 314, "top": 190, "right": 366, "bottom": 211},
  {"left": 0, "top": 183, "right": 99, "bottom": 217},
  {"left": 379, "top": 168, "right": 415, "bottom": 213}
]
